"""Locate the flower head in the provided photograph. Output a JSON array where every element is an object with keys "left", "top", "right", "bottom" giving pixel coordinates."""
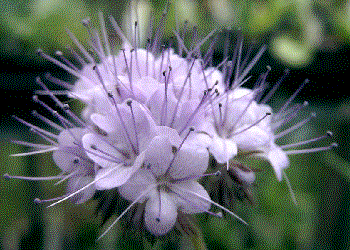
[{"left": 5, "top": 7, "right": 337, "bottom": 241}]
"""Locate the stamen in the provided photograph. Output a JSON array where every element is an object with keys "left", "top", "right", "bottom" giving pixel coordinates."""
[
  {"left": 186, "top": 28, "right": 217, "bottom": 60},
  {"left": 178, "top": 91, "right": 209, "bottom": 135},
  {"left": 36, "top": 49, "right": 82, "bottom": 79},
  {"left": 282, "top": 171, "right": 298, "bottom": 206},
  {"left": 133, "top": 21, "right": 142, "bottom": 78},
  {"left": 32, "top": 110, "right": 64, "bottom": 131},
  {"left": 275, "top": 112, "right": 316, "bottom": 139},
  {"left": 54, "top": 170, "right": 79, "bottom": 185},
  {"left": 34, "top": 196, "right": 66, "bottom": 204},
  {"left": 216, "top": 103, "right": 223, "bottom": 125},
  {"left": 47, "top": 162, "right": 126, "bottom": 208},
  {"left": 146, "top": 13, "right": 154, "bottom": 73},
  {"left": 174, "top": 170, "right": 221, "bottom": 183},
  {"left": 273, "top": 101, "right": 309, "bottom": 129},
  {"left": 206, "top": 210, "right": 223, "bottom": 218},
  {"left": 10, "top": 147, "right": 58, "bottom": 157},
  {"left": 66, "top": 45, "right": 86, "bottom": 67},
  {"left": 157, "top": 190, "right": 162, "bottom": 223},
  {"left": 65, "top": 28, "right": 95, "bottom": 63},
  {"left": 35, "top": 78, "right": 85, "bottom": 126},
  {"left": 109, "top": 16, "right": 132, "bottom": 47},
  {"left": 104, "top": 93, "right": 138, "bottom": 155},
  {"left": 280, "top": 131, "right": 333, "bottom": 149},
  {"left": 278, "top": 79, "right": 309, "bottom": 115},
  {"left": 253, "top": 66, "right": 271, "bottom": 102},
  {"left": 231, "top": 112, "right": 271, "bottom": 136},
  {"left": 260, "top": 69, "right": 290, "bottom": 104},
  {"left": 31, "top": 96, "right": 74, "bottom": 129},
  {"left": 89, "top": 144, "right": 124, "bottom": 163},
  {"left": 169, "top": 60, "right": 197, "bottom": 127},
  {"left": 151, "top": 4, "right": 169, "bottom": 54},
  {"left": 44, "top": 73, "right": 72, "bottom": 90},
  {"left": 98, "top": 12, "right": 111, "bottom": 56},
  {"left": 55, "top": 50, "right": 79, "bottom": 71},
  {"left": 229, "top": 90, "right": 259, "bottom": 132},
  {"left": 285, "top": 142, "right": 338, "bottom": 155},
  {"left": 13, "top": 115, "right": 58, "bottom": 140},
  {"left": 121, "top": 49, "right": 134, "bottom": 92},
  {"left": 235, "top": 45, "right": 266, "bottom": 88},
  {"left": 126, "top": 99, "right": 139, "bottom": 153},
  {"left": 160, "top": 68, "right": 172, "bottom": 126},
  {"left": 11, "top": 140, "right": 54, "bottom": 149},
  {"left": 199, "top": 62, "right": 221, "bottom": 129},
  {"left": 167, "top": 127, "right": 195, "bottom": 175},
  {"left": 3, "top": 173, "right": 63, "bottom": 181}
]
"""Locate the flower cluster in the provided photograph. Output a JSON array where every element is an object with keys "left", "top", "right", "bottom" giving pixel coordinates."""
[{"left": 5, "top": 12, "right": 336, "bottom": 238}]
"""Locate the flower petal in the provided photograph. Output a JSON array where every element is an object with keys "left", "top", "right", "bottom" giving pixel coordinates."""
[
  {"left": 234, "top": 126, "right": 270, "bottom": 151},
  {"left": 170, "top": 143, "right": 209, "bottom": 180},
  {"left": 82, "top": 133, "right": 123, "bottom": 168},
  {"left": 267, "top": 146, "right": 289, "bottom": 181},
  {"left": 95, "top": 152, "right": 145, "bottom": 189},
  {"left": 118, "top": 168, "right": 155, "bottom": 203},
  {"left": 209, "top": 136, "right": 237, "bottom": 164},
  {"left": 170, "top": 181, "right": 211, "bottom": 214},
  {"left": 144, "top": 191, "right": 178, "bottom": 236},
  {"left": 144, "top": 136, "right": 173, "bottom": 178},
  {"left": 155, "top": 126, "right": 182, "bottom": 147}
]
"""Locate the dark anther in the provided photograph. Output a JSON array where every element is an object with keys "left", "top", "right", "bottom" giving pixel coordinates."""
[
  {"left": 36, "top": 49, "right": 43, "bottom": 55},
  {"left": 73, "top": 158, "right": 80, "bottom": 165},
  {"left": 172, "top": 146, "right": 178, "bottom": 154},
  {"left": 126, "top": 99, "right": 132, "bottom": 106},
  {"left": 82, "top": 18, "right": 91, "bottom": 26},
  {"left": 331, "top": 143, "right": 338, "bottom": 148},
  {"left": 63, "top": 104, "right": 70, "bottom": 110},
  {"left": 34, "top": 198, "right": 41, "bottom": 204},
  {"left": 326, "top": 131, "right": 333, "bottom": 137},
  {"left": 32, "top": 95, "right": 39, "bottom": 102}
]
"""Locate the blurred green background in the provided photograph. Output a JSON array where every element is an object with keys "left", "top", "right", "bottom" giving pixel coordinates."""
[{"left": 1, "top": 0, "right": 349, "bottom": 249}]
